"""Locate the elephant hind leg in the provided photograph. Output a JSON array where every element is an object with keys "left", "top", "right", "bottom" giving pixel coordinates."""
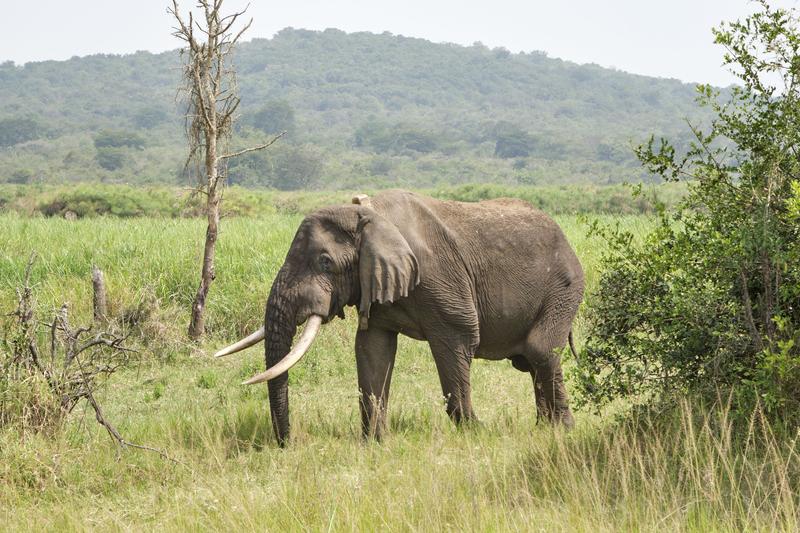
[
  {"left": 528, "top": 358, "right": 574, "bottom": 428},
  {"left": 522, "top": 320, "right": 575, "bottom": 428}
]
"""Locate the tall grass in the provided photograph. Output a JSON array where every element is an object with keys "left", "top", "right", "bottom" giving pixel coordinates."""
[
  {"left": 1, "top": 211, "right": 796, "bottom": 531},
  {"left": 1, "top": 365, "right": 796, "bottom": 531},
  {"left": 0, "top": 212, "right": 646, "bottom": 340}
]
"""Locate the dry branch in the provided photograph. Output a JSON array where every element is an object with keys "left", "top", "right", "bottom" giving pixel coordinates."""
[
  {"left": 219, "top": 131, "right": 286, "bottom": 160},
  {"left": 0, "top": 256, "right": 180, "bottom": 464}
]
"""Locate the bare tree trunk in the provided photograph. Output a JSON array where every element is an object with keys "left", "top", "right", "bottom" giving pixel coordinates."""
[
  {"left": 188, "top": 140, "right": 220, "bottom": 338},
  {"left": 188, "top": 209, "right": 218, "bottom": 338}
]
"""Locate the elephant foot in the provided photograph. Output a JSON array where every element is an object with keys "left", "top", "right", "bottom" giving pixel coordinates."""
[
  {"left": 361, "top": 418, "right": 388, "bottom": 442},
  {"left": 360, "top": 404, "right": 389, "bottom": 442},
  {"left": 361, "top": 429, "right": 386, "bottom": 443},
  {"left": 536, "top": 401, "right": 575, "bottom": 429},
  {"left": 532, "top": 358, "right": 574, "bottom": 430},
  {"left": 445, "top": 400, "right": 477, "bottom": 426},
  {"left": 453, "top": 415, "right": 483, "bottom": 432}
]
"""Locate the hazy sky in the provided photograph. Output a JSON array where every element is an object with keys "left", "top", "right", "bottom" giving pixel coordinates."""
[{"left": 3, "top": 0, "right": 798, "bottom": 86}]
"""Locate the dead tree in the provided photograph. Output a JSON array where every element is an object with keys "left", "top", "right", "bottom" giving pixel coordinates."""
[
  {"left": 1, "top": 256, "right": 179, "bottom": 462},
  {"left": 169, "top": 0, "right": 284, "bottom": 339}
]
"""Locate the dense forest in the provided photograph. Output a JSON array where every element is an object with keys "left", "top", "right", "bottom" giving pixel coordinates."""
[{"left": 0, "top": 28, "right": 713, "bottom": 189}]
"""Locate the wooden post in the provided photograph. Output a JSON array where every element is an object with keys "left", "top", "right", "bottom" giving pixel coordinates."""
[{"left": 91, "top": 265, "right": 107, "bottom": 323}]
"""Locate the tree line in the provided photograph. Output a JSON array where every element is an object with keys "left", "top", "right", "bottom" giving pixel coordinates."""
[{"left": 0, "top": 28, "right": 711, "bottom": 188}]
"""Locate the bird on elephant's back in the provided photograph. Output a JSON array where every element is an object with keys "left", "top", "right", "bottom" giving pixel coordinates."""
[{"left": 214, "top": 189, "right": 584, "bottom": 446}]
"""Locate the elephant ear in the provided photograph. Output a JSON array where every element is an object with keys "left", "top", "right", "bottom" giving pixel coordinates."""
[{"left": 357, "top": 211, "right": 420, "bottom": 330}]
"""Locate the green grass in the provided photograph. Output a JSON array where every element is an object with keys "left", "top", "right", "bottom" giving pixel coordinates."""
[
  {"left": 0, "top": 212, "right": 637, "bottom": 339},
  {"left": 1, "top": 211, "right": 797, "bottom": 531}
]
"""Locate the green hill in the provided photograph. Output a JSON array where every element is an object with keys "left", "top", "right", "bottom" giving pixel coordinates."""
[{"left": 0, "top": 28, "right": 712, "bottom": 188}]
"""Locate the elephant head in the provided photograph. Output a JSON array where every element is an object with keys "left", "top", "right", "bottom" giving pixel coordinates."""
[{"left": 214, "top": 200, "right": 419, "bottom": 445}]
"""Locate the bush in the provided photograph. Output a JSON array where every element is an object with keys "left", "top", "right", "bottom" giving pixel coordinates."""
[
  {"left": 429, "top": 183, "right": 684, "bottom": 215},
  {"left": 1, "top": 260, "right": 131, "bottom": 433},
  {"left": 36, "top": 186, "right": 184, "bottom": 218},
  {"left": 577, "top": 2, "right": 800, "bottom": 416},
  {"left": 2, "top": 183, "right": 684, "bottom": 218}
]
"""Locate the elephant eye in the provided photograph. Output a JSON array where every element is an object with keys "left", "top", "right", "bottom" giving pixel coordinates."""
[{"left": 319, "top": 253, "right": 334, "bottom": 273}]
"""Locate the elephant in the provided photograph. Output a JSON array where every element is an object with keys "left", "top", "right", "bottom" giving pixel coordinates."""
[{"left": 215, "top": 190, "right": 584, "bottom": 445}]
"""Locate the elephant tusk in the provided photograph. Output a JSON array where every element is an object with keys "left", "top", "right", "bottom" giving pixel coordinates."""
[
  {"left": 242, "top": 315, "right": 323, "bottom": 385},
  {"left": 213, "top": 327, "right": 265, "bottom": 358}
]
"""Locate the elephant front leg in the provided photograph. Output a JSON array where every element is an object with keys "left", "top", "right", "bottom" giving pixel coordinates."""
[
  {"left": 532, "top": 356, "right": 574, "bottom": 428},
  {"left": 429, "top": 338, "right": 477, "bottom": 424},
  {"left": 355, "top": 328, "right": 398, "bottom": 440}
]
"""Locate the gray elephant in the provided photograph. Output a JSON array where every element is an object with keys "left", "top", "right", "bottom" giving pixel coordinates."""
[{"left": 215, "top": 190, "right": 584, "bottom": 445}]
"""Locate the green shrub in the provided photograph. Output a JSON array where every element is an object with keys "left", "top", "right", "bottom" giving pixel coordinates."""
[
  {"left": 577, "top": 1, "right": 800, "bottom": 416},
  {"left": 36, "top": 186, "right": 184, "bottom": 218},
  {"left": 1, "top": 183, "right": 686, "bottom": 218}
]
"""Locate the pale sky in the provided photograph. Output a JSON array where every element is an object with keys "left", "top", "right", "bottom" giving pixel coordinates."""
[{"left": 2, "top": 0, "right": 798, "bottom": 86}]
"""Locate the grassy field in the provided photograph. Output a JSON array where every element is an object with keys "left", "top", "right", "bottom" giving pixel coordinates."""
[{"left": 1, "top": 211, "right": 798, "bottom": 531}]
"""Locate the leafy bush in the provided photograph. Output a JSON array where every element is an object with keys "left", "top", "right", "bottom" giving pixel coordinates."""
[
  {"left": 577, "top": 1, "right": 800, "bottom": 416},
  {"left": 429, "top": 183, "right": 683, "bottom": 215},
  {"left": 36, "top": 186, "right": 185, "bottom": 218}
]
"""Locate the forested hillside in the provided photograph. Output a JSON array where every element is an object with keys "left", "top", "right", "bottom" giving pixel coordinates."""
[{"left": 0, "top": 28, "right": 712, "bottom": 188}]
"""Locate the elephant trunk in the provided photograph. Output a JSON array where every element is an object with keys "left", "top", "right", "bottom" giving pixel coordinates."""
[{"left": 263, "top": 271, "right": 297, "bottom": 447}]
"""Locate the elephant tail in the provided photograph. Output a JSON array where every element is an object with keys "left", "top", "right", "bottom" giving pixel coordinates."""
[{"left": 568, "top": 330, "right": 579, "bottom": 361}]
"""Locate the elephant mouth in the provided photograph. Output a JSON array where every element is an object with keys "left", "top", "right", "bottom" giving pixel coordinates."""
[
  {"left": 326, "top": 293, "right": 346, "bottom": 322},
  {"left": 295, "top": 293, "right": 343, "bottom": 326}
]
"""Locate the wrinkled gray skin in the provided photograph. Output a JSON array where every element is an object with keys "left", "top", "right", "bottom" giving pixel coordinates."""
[{"left": 262, "top": 190, "right": 584, "bottom": 445}]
